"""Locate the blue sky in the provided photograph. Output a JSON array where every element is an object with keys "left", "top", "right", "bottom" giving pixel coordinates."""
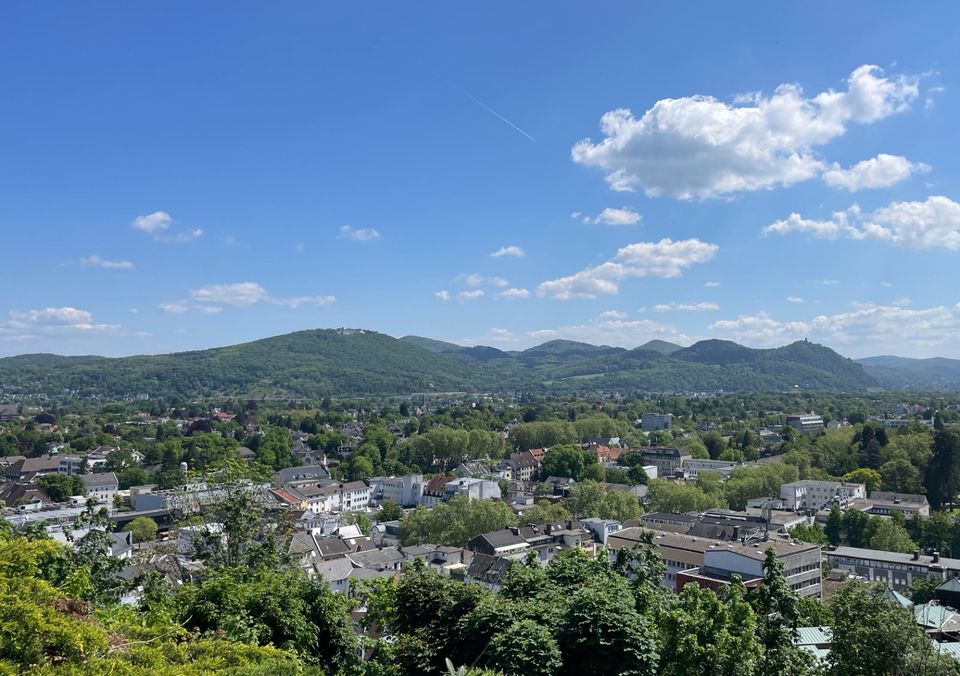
[{"left": 2, "top": 2, "right": 960, "bottom": 358}]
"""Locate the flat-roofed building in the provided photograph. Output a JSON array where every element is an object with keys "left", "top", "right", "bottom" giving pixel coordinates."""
[
  {"left": 641, "top": 412, "right": 673, "bottom": 431},
  {"left": 786, "top": 414, "right": 824, "bottom": 436},
  {"left": 826, "top": 546, "right": 960, "bottom": 591},
  {"left": 780, "top": 480, "right": 866, "bottom": 510}
]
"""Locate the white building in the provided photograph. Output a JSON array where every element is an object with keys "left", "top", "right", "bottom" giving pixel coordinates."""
[
  {"left": 786, "top": 414, "right": 824, "bottom": 436},
  {"left": 369, "top": 474, "right": 423, "bottom": 507},
  {"left": 443, "top": 477, "right": 502, "bottom": 502},
  {"left": 82, "top": 472, "right": 119, "bottom": 505},
  {"left": 58, "top": 455, "right": 84, "bottom": 476},
  {"left": 780, "top": 480, "right": 866, "bottom": 511},
  {"left": 683, "top": 459, "right": 738, "bottom": 479},
  {"left": 641, "top": 412, "right": 673, "bottom": 431}
]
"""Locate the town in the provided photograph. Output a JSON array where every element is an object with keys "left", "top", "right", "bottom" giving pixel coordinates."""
[{"left": 3, "top": 392, "right": 960, "bottom": 673}]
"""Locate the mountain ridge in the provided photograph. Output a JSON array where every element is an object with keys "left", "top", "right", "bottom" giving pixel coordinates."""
[{"left": 0, "top": 328, "right": 947, "bottom": 398}]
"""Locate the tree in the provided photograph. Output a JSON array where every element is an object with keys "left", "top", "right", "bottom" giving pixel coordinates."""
[
  {"left": 487, "top": 619, "right": 562, "bottom": 676},
  {"left": 557, "top": 582, "right": 659, "bottom": 676},
  {"left": 124, "top": 516, "right": 158, "bottom": 544},
  {"left": 788, "top": 523, "right": 828, "bottom": 545},
  {"left": 879, "top": 458, "right": 920, "bottom": 494},
  {"left": 925, "top": 429, "right": 960, "bottom": 509},
  {"left": 565, "top": 480, "right": 641, "bottom": 521},
  {"left": 522, "top": 501, "right": 572, "bottom": 524},
  {"left": 628, "top": 464, "right": 649, "bottom": 484},
  {"left": 842, "top": 468, "right": 881, "bottom": 496},
  {"left": 659, "top": 581, "right": 761, "bottom": 676},
  {"left": 399, "top": 496, "right": 518, "bottom": 547},
  {"left": 703, "top": 430, "right": 727, "bottom": 460},
  {"left": 377, "top": 500, "right": 403, "bottom": 522},
  {"left": 749, "top": 549, "right": 811, "bottom": 676},
  {"left": 37, "top": 474, "right": 84, "bottom": 502},
  {"left": 868, "top": 518, "right": 916, "bottom": 553},
  {"left": 647, "top": 479, "right": 723, "bottom": 513},
  {"left": 541, "top": 445, "right": 588, "bottom": 480},
  {"left": 825, "top": 506, "right": 843, "bottom": 546},
  {"left": 827, "top": 582, "right": 923, "bottom": 676}
]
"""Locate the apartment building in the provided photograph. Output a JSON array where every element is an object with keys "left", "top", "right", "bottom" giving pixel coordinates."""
[
  {"left": 641, "top": 412, "right": 673, "bottom": 431},
  {"left": 780, "top": 480, "right": 866, "bottom": 510},
  {"left": 786, "top": 414, "right": 824, "bottom": 436}
]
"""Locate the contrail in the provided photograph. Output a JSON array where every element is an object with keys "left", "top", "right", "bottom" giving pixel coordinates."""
[{"left": 449, "top": 82, "right": 536, "bottom": 143}]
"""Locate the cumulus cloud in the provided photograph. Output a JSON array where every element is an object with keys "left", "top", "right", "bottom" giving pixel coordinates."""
[
  {"left": 132, "top": 211, "right": 203, "bottom": 242},
  {"left": 537, "top": 238, "right": 719, "bottom": 299},
  {"left": 80, "top": 255, "right": 134, "bottom": 270},
  {"left": 704, "top": 281, "right": 721, "bottom": 288},
  {"left": 822, "top": 154, "right": 930, "bottom": 191},
  {"left": 490, "top": 245, "right": 525, "bottom": 258},
  {"left": 710, "top": 302, "right": 960, "bottom": 354},
  {"left": 763, "top": 195, "right": 960, "bottom": 250},
  {"left": 339, "top": 225, "right": 381, "bottom": 241},
  {"left": 458, "top": 290, "right": 485, "bottom": 302},
  {"left": 132, "top": 211, "right": 172, "bottom": 233},
  {"left": 651, "top": 302, "right": 719, "bottom": 312},
  {"left": 786, "top": 296, "right": 805, "bottom": 304},
  {"left": 463, "top": 274, "right": 509, "bottom": 288},
  {"left": 0, "top": 306, "right": 128, "bottom": 342},
  {"left": 434, "top": 290, "right": 451, "bottom": 301},
  {"left": 161, "top": 282, "right": 334, "bottom": 314},
  {"left": 498, "top": 288, "right": 531, "bottom": 299},
  {"left": 580, "top": 207, "right": 642, "bottom": 225},
  {"left": 572, "top": 65, "right": 919, "bottom": 199},
  {"left": 510, "top": 317, "right": 695, "bottom": 349},
  {"left": 598, "top": 310, "right": 628, "bottom": 320}
]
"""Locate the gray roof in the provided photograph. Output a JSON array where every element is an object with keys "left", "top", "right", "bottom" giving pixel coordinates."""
[
  {"left": 829, "top": 546, "right": 960, "bottom": 570},
  {"left": 870, "top": 491, "right": 929, "bottom": 506},
  {"left": 314, "top": 557, "right": 354, "bottom": 582},
  {"left": 82, "top": 472, "right": 119, "bottom": 488},
  {"left": 471, "top": 529, "right": 527, "bottom": 550},
  {"left": 347, "top": 547, "right": 405, "bottom": 570}
]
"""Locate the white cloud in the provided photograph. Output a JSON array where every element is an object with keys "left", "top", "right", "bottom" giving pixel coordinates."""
[
  {"left": 822, "top": 280, "right": 840, "bottom": 286},
  {"left": 704, "top": 281, "right": 721, "bottom": 288},
  {"left": 490, "top": 245, "right": 525, "bottom": 258},
  {"left": 537, "top": 238, "right": 719, "bottom": 299},
  {"left": 477, "top": 317, "right": 695, "bottom": 349},
  {"left": 339, "top": 225, "right": 381, "bottom": 241},
  {"left": 786, "top": 296, "right": 805, "bottom": 303},
  {"left": 80, "top": 255, "right": 134, "bottom": 270},
  {"left": 822, "top": 154, "right": 930, "bottom": 191},
  {"left": 881, "top": 281, "right": 893, "bottom": 288},
  {"left": 463, "top": 274, "right": 509, "bottom": 288},
  {"left": 162, "top": 282, "right": 334, "bottom": 314},
  {"left": 0, "top": 306, "right": 127, "bottom": 342},
  {"left": 652, "top": 302, "right": 719, "bottom": 312},
  {"left": 132, "top": 211, "right": 202, "bottom": 243},
  {"left": 488, "top": 328, "right": 513, "bottom": 341},
  {"left": 581, "top": 207, "right": 642, "bottom": 225},
  {"left": 132, "top": 211, "right": 172, "bottom": 233},
  {"left": 434, "top": 290, "right": 451, "bottom": 301},
  {"left": 572, "top": 65, "right": 919, "bottom": 199},
  {"left": 710, "top": 302, "right": 960, "bottom": 355},
  {"left": 499, "top": 288, "right": 531, "bottom": 299},
  {"left": 458, "top": 290, "right": 485, "bottom": 302},
  {"left": 598, "top": 310, "right": 628, "bottom": 320},
  {"left": 763, "top": 195, "right": 960, "bottom": 250}
]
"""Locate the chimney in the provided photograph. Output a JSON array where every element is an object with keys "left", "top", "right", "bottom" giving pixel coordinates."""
[
  {"left": 913, "top": 550, "right": 920, "bottom": 561},
  {"left": 934, "top": 551, "right": 941, "bottom": 564}
]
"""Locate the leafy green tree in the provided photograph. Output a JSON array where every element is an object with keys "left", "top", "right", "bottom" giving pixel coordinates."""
[
  {"left": 124, "top": 516, "right": 158, "bottom": 544},
  {"left": 879, "top": 457, "right": 920, "bottom": 493},
  {"left": 827, "top": 582, "right": 923, "bottom": 676},
  {"left": 557, "top": 581, "right": 659, "bottom": 676},
  {"left": 842, "top": 468, "right": 881, "bottom": 495},
  {"left": 702, "top": 430, "right": 727, "bottom": 460},
  {"left": 522, "top": 501, "right": 572, "bottom": 524},
  {"left": 868, "top": 518, "right": 916, "bottom": 553},
  {"left": 926, "top": 429, "right": 960, "bottom": 509},
  {"left": 565, "top": 480, "right": 641, "bottom": 521},
  {"left": 37, "top": 473, "right": 84, "bottom": 502},
  {"left": 541, "top": 444, "right": 589, "bottom": 480},
  {"left": 825, "top": 506, "right": 843, "bottom": 546},
  {"left": 487, "top": 619, "right": 562, "bottom": 676},
  {"left": 400, "top": 496, "right": 517, "bottom": 547},
  {"left": 789, "top": 522, "right": 828, "bottom": 545},
  {"left": 377, "top": 500, "right": 403, "bottom": 522},
  {"left": 749, "top": 549, "right": 811, "bottom": 676},
  {"left": 648, "top": 479, "right": 723, "bottom": 513},
  {"left": 659, "top": 581, "right": 761, "bottom": 676}
]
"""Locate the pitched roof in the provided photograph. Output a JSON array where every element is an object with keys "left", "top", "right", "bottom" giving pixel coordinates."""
[
  {"left": 425, "top": 474, "right": 454, "bottom": 494},
  {"left": 82, "top": 472, "right": 118, "bottom": 488},
  {"left": 471, "top": 528, "right": 527, "bottom": 550}
]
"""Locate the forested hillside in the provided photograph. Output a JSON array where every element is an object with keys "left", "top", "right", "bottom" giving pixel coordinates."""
[{"left": 0, "top": 329, "right": 879, "bottom": 399}]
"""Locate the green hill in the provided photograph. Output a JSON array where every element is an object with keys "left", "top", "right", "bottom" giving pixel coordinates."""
[
  {"left": 635, "top": 340, "right": 683, "bottom": 355},
  {"left": 858, "top": 355, "right": 960, "bottom": 390},
  {"left": 0, "top": 329, "right": 883, "bottom": 399}
]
